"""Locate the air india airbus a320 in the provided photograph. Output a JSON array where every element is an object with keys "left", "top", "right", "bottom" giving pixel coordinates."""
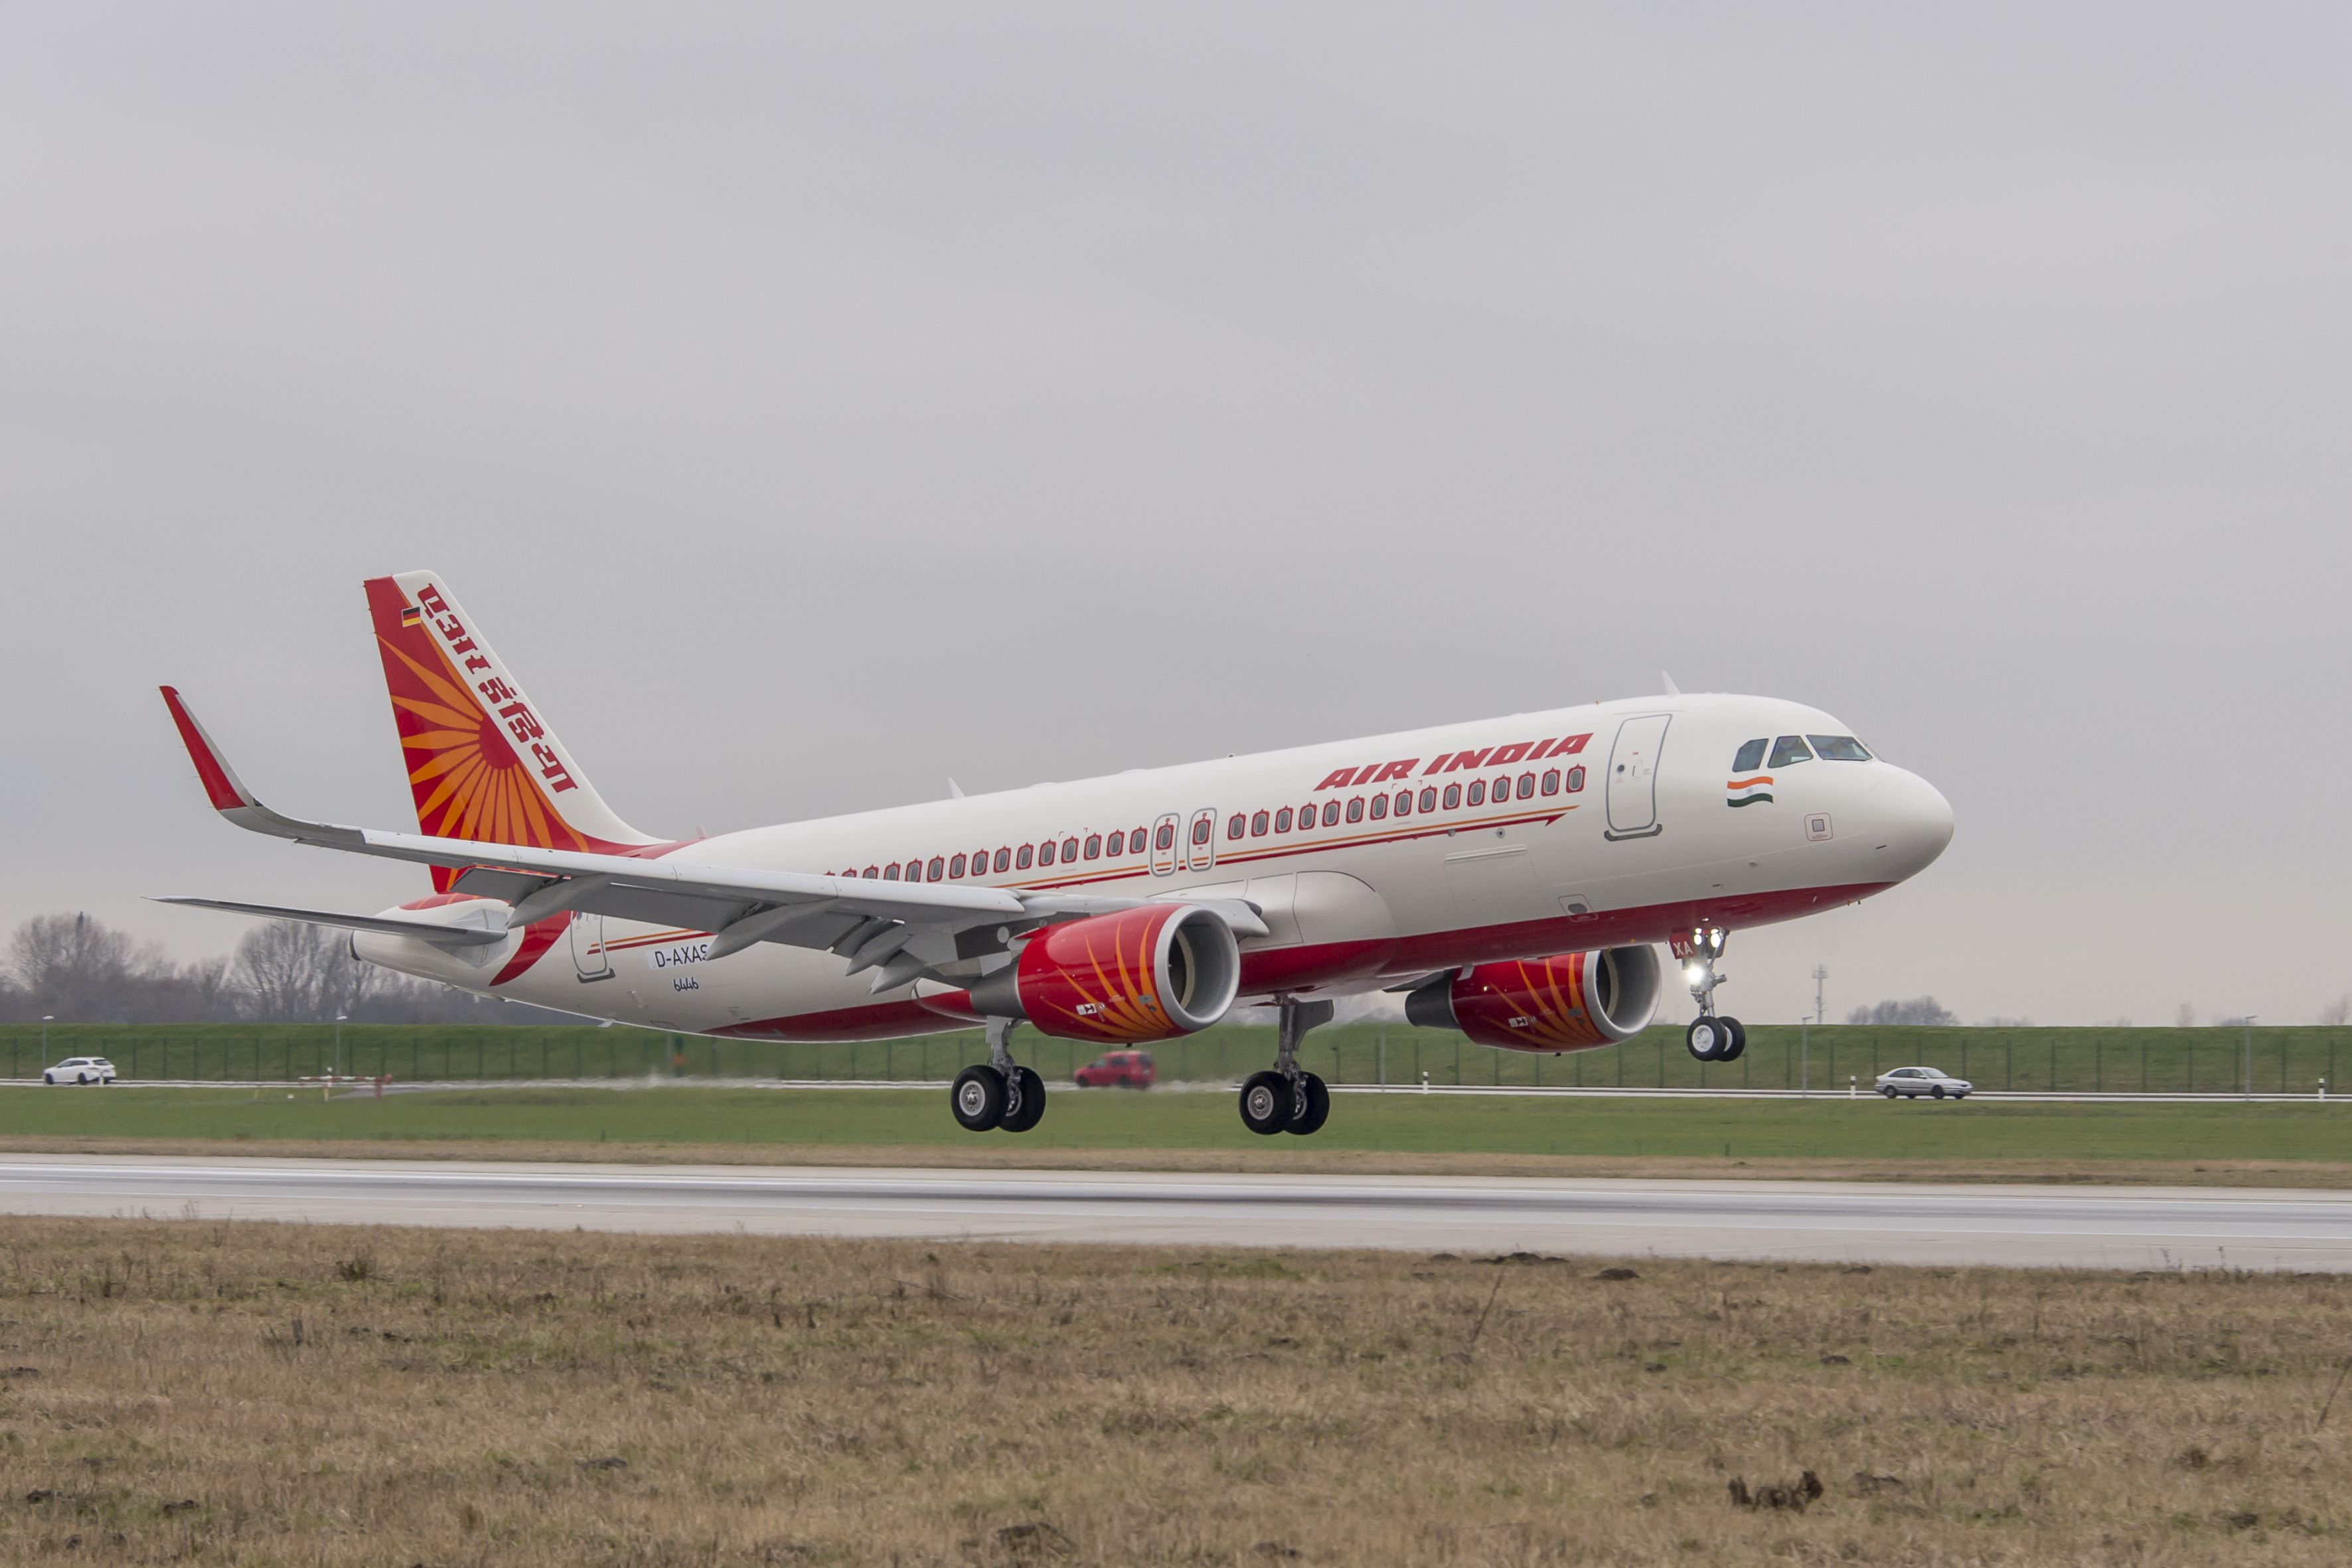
[{"left": 159, "top": 572, "right": 1954, "bottom": 1136}]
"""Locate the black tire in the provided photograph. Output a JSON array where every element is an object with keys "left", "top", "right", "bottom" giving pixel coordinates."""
[
  {"left": 1286, "top": 1073, "right": 1330, "bottom": 1136},
  {"left": 1718, "top": 1018, "right": 1747, "bottom": 1063},
  {"left": 999, "top": 1067, "right": 1046, "bottom": 1133},
  {"left": 951, "top": 1065, "right": 1007, "bottom": 1132},
  {"left": 1880, "top": 1086, "right": 1897, "bottom": 1099},
  {"left": 1685, "top": 1018, "right": 1727, "bottom": 1062},
  {"left": 1930, "top": 1085, "right": 1946, "bottom": 1099},
  {"left": 76, "top": 1074, "right": 90, "bottom": 1086},
  {"left": 1239, "top": 1071, "right": 1290, "bottom": 1136}
]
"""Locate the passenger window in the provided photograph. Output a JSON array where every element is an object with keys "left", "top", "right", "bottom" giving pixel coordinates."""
[
  {"left": 1732, "top": 738, "right": 1768, "bottom": 773},
  {"left": 1154, "top": 823, "right": 1175, "bottom": 850},
  {"left": 1016, "top": 844, "right": 1034, "bottom": 870},
  {"left": 1039, "top": 840, "right": 1056, "bottom": 866},
  {"left": 864, "top": 864, "right": 880, "bottom": 878},
  {"left": 1517, "top": 773, "right": 1535, "bottom": 799},
  {"left": 1540, "top": 769, "right": 1559, "bottom": 796},
  {"left": 1339, "top": 797, "right": 1360, "bottom": 823},
  {"left": 1394, "top": 790, "right": 1412, "bottom": 816},
  {"left": 1063, "top": 836, "right": 1080, "bottom": 860},
  {"left": 1186, "top": 821, "right": 1206, "bottom": 847},
  {"left": 1298, "top": 801, "right": 1316, "bottom": 826},
  {"left": 972, "top": 846, "right": 988, "bottom": 871},
  {"left": 1084, "top": 834, "right": 1101, "bottom": 859},
  {"left": 1567, "top": 765, "right": 1585, "bottom": 792},
  {"left": 1251, "top": 811, "right": 1269, "bottom": 836},
  {"left": 884, "top": 863, "right": 901, "bottom": 880},
  {"left": 949, "top": 854, "right": 967, "bottom": 878},
  {"left": 1807, "top": 734, "right": 1872, "bottom": 761},
  {"left": 1442, "top": 783, "right": 1461, "bottom": 809},
  {"left": 926, "top": 856, "right": 945, "bottom": 881},
  {"left": 1466, "top": 780, "right": 1486, "bottom": 807},
  {"left": 1131, "top": 825, "right": 1146, "bottom": 849},
  {"left": 1227, "top": 815, "right": 1245, "bottom": 840},
  {"left": 1370, "top": 794, "right": 1387, "bottom": 819},
  {"left": 1105, "top": 830, "right": 1123, "bottom": 856},
  {"left": 1419, "top": 787, "right": 1437, "bottom": 813},
  {"left": 1768, "top": 736, "right": 1813, "bottom": 768},
  {"left": 1322, "top": 801, "right": 1340, "bottom": 826},
  {"left": 994, "top": 848, "right": 1011, "bottom": 872}
]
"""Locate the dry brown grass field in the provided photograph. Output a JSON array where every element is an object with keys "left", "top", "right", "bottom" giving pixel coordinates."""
[{"left": 1, "top": 1217, "right": 2347, "bottom": 1566}]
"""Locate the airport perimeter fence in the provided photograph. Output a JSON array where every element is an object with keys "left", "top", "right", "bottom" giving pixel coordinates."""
[{"left": 3, "top": 1022, "right": 2348, "bottom": 1097}]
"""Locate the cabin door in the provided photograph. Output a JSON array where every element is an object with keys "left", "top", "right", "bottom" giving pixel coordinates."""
[{"left": 1603, "top": 714, "right": 1671, "bottom": 840}]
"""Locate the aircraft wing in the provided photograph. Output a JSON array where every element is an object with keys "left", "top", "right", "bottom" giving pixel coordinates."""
[
  {"left": 149, "top": 896, "right": 510, "bottom": 949},
  {"left": 159, "top": 687, "right": 1261, "bottom": 991}
]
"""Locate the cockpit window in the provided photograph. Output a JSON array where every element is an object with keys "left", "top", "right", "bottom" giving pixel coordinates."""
[
  {"left": 1731, "top": 738, "right": 1767, "bottom": 773},
  {"left": 1766, "top": 735, "right": 1812, "bottom": 769},
  {"left": 1807, "top": 734, "right": 1872, "bottom": 761}
]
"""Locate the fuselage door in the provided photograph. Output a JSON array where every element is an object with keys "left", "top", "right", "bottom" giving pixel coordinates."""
[
  {"left": 570, "top": 911, "right": 615, "bottom": 980},
  {"left": 1603, "top": 714, "right": 1671, "bottom": 840},
  {"left": 1186, "top": 808, "right": 1217, "bottom": 872},
  {"left": 1150, "top": 813, "right": 1180, "bottom": 876}
]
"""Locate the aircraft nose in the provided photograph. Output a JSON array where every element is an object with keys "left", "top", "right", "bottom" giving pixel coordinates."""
[{"left": 1862, "top": 765, "right": 1954, "bottom": 879}]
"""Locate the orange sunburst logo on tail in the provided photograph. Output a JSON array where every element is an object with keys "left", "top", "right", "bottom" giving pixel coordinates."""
[{"left": 378, "top": 634, "right": 586, "bottom": 853}]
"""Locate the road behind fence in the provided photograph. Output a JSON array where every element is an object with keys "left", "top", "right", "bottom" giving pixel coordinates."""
[{"left": 5, "top": 1021, "right": 2347, "bottom": 1097}]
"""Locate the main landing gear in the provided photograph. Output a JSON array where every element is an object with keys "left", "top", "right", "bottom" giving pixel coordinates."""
[
  {"left": 1240, "top": 998, "right": 1334, "bottom": 1137},
  {"left": 951, "top": 1016, "right": 1046, "bottom": 1134},
  {"left": 1677, "top": 925, "right": 1746, "bottom": 1063}
]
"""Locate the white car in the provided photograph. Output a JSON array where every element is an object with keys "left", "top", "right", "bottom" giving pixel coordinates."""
[
  {"left": 1875, "top": 1065, "right": 1970, "bottom": 1099},
  {"left": 41, "top": 1057, "right": 118, "bottom": 1086}
]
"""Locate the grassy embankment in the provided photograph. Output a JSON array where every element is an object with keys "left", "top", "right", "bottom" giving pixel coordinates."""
[
  {"left": 2, "top": 1216, "right": 2345, "bottom": 1565},
  {"left": 7, "top": 1020, "right": 2350, "bottom": 1095},
  {"left": 6, "top": 1086, "right": 2350, "bottom": 1186}
]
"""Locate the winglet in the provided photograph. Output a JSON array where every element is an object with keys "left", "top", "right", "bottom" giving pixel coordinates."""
[
  {"left": 160, "top": 685, "right": 258, "bottom": 813},
  {"left": 1661, "top": 671, "right": 1682, "bottom": 696},
  {"left": 157, "top": 686, "right": 363, "bottom": 849}
]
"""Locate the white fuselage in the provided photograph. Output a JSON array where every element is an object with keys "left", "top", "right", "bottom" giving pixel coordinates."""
[{"left": 358, "top": 692, "right": 1952, "bottom": 1042}]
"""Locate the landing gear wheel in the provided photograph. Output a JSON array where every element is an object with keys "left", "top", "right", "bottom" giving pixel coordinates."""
[
  {"left": 1285, "top": 1073, "right": 1330, "bottom": 1136},
  {"left": 1685, "top": 1017, "right": 1728, "bottom": 1062},
  {"left": 999, "top": 1066, "right": 1047, "bottom": 1133},
  {"left": 1717, "top": 1018, "right": 1747, "bottom": 1063},
  {"left": 1239, "top": 1071, "right": 1290, "bottom": 1136},
  {"left": 951, "top": 1065, "right": 1007, "bottom": 1131}
]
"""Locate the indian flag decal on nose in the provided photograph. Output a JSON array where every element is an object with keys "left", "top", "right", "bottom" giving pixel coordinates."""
[{"left": 1726, "top": 774, "right": 1773, "bottom": 807}]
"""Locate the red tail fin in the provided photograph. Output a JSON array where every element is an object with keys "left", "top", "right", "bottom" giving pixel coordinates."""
[{"left": 364, "top": 572, "right": 657, "bottom": 887}]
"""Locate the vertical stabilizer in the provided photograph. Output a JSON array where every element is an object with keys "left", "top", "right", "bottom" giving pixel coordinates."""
[{"left": 363, "top": 574, "right": 659, "bottom": 881}]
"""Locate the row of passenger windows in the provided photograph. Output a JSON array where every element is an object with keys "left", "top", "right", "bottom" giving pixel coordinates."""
[
  {"left": 1226, "top": 765, "right": 1584, "bottom": 839},
  {"left": 830, "top": 765, "right": 1585, "bottom": 884},
  {"left": 1730, "top": 734, "right": 1873, "bottom": 771}
]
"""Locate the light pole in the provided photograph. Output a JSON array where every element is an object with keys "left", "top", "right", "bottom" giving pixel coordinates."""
[
  {"left": 335, "top": 1013, "right": 348, "bottom": 1082},
  {"left": 1811, "top": 965, "right": 1828, "bottom": 1027}
]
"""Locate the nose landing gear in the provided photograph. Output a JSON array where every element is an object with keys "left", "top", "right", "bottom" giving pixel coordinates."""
[
  {"left": 1676, "top": 926, "right": 1746, "bottom": 1063},
  {"left": 1240, "top": 998, "right": 1334, "bottom": 1136},
  {"left": 951, "top": 1016, "right": 1047, "bottom": 1133}
]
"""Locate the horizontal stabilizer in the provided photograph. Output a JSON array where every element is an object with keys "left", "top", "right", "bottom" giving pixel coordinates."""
[{"left": 148, "top": 896, "right": 508, "bottom": 949}]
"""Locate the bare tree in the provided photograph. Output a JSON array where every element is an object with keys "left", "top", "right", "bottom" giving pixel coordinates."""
[
  {"left": 235, "top": 921, "right": 388, "bottom": 1022},
  {"left": 2175, "top": 1001, "right": 2197, "bottom": 1028},
  {"left": 1846, "top": 996, "right": 1959, "bottom": 1027},
  {"left": 2321, "top": 994, "right": 2351, "bottom": 1027}
]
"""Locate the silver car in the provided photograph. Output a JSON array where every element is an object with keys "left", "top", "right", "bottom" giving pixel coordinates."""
[
  {"left": 42, "top": 1056, "right": 118, "bottom": 1086},
  {"left": 1875, "top": 1065, "right": 1971, "bottom": 1099}
]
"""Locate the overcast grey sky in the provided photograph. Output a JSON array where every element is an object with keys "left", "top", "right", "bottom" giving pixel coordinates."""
[{"left": 3, "top": 5, "right": 2347, "bottom": 1025}]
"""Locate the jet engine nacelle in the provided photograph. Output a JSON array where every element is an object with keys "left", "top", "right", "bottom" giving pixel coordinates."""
[
  {"left": 1404, "top": 946, "right": 1662, "bottom": 1052},
  {"left": 960, "top": 903, "right": 1242, "bottom": 1044}
]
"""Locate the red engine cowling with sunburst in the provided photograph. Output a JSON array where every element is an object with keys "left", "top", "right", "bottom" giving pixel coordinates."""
[
  {"left": 1405, "top": 947, "right": 1662, "bottom": 1052},
  {"left": 961, "top": 904, "right": 1243, "bottom": 1044}
]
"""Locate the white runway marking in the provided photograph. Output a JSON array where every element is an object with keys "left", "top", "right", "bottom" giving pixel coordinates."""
[{"left": 1, "top": 1155, "right": 2347, "bottom": 1271}]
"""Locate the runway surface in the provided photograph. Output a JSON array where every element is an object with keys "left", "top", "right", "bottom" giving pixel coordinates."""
[{"left": 3, "top": 1154, "right": 2349, "bottom": 1270}]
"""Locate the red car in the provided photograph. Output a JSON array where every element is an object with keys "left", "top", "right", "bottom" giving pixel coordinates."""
[{"left": 1073, "top": 1050, "right": 1157, "bottom": 1089}]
